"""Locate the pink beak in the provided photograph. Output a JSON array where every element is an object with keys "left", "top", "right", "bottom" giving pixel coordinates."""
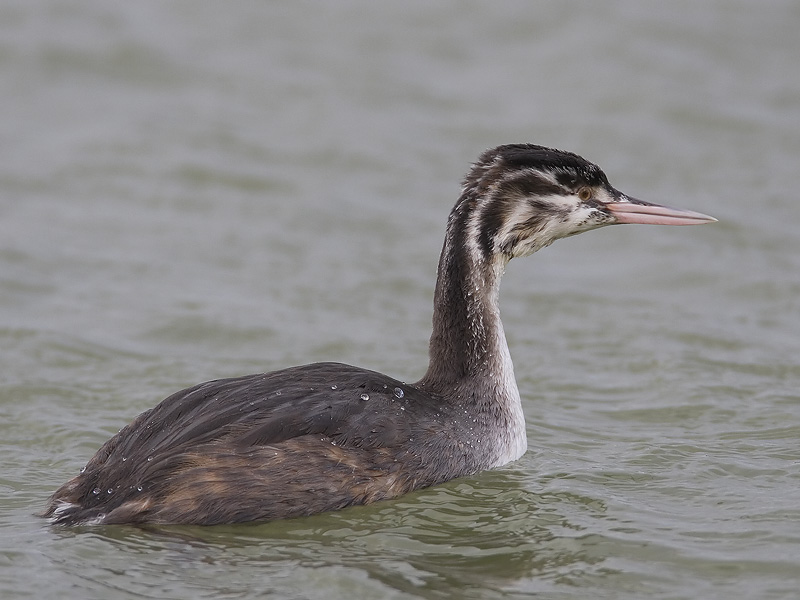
[{"left": 607, "top": 198, "right": 717, "bottom": 226}]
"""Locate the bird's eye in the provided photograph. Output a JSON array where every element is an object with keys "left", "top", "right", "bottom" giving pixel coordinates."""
[{"left": 577, "top": 187, "right": 593, "bottom": 201}]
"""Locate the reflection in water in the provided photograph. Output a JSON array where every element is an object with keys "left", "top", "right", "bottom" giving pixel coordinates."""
[{"left": 53, "top": 469, "right": 611, "bottom": 597}]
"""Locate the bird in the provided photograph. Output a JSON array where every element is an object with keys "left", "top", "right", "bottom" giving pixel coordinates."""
[{"left": 42, "top": 144, "right": 715, "bottom": 526}]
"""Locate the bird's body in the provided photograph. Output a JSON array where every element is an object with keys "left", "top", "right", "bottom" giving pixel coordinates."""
[
  {"left": 43, "top": 144, "right": 714, "bottom": 526},
  {"left": 47, "top": 363, "right": 520, "bottom": 525}
]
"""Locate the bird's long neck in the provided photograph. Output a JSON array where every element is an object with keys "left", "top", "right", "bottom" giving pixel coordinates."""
[
  {"left": 417, "top": 194, "right": 515, "bottom": 397},
  {"left": 417, "top": 193, "right": 527, "bottom": 466}
]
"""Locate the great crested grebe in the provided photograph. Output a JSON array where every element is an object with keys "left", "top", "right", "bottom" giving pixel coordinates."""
[{"left": 43, "top": 144, "right": 715, "bottom": 526}]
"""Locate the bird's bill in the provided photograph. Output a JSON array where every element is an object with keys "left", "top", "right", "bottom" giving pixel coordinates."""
[{"left": 607, "top": 198, "right": 717, "bottom": 226}]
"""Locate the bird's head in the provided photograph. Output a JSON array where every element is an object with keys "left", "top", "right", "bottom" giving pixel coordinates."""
[{"left": 460, "top": 144, "right": 716, "bottom": 260}]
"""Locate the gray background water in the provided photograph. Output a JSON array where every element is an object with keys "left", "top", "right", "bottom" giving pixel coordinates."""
[{"left": 1, "top": 1, "right": 798, "bottom": 599}]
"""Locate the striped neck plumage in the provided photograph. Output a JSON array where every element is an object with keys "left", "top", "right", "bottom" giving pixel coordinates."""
[{"left": 418, "top": 173, "right": 515, "bottom": 395}]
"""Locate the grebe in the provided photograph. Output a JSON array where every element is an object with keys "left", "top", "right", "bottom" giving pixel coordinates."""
[{"left": 43, "top": 144, "right": 715, "bottom": 526}]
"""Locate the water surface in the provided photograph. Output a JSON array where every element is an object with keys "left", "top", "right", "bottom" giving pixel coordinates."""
[{"left": 1, "top": 2, "right": 799, "bottom": 599}]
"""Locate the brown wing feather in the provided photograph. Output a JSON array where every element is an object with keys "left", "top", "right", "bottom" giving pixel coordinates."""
[{"left": 43, "top": 362, "right": 471, "bottom": 525}]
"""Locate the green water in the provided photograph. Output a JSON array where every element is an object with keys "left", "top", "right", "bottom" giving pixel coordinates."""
[{"left": 2, "top": 2, "right": 799, "bottom": 598}]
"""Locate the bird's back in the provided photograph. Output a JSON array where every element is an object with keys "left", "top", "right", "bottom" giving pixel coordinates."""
[{"left": 43, "top": 362, "right": 475, "bottom": 525}]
